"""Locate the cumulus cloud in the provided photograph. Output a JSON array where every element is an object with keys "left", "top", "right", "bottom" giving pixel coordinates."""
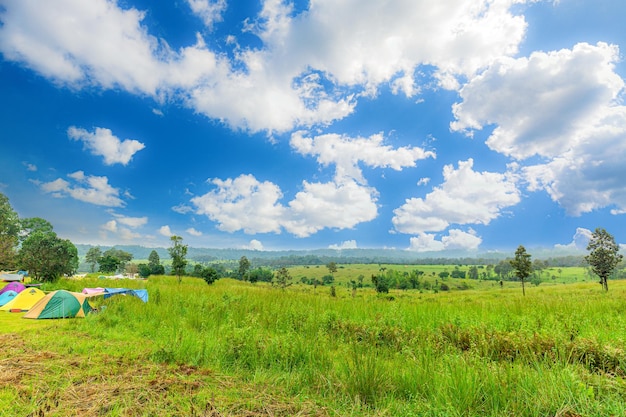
[
  {"left": 186, "top": 0, "right": 226, "bottom": 28},
  {"left": 451, "top": 42, "right": 626, "bottom": 215},
  {"left": 186, "top": 227, "right": 203, "bottom": 236},
  {"left": 0, "top": 0, "right": 532, "bottom": 133},
  {"left": 68, "top": 126, "right": 145, "bottom": 166},
  {"left": 554, "top": 227, "right": 592, "bottom": 251},
  {"left": 290, "top": 131, "right": 435, "bottom": 182},
  {"left": 244, "top": 239, "right": 264, "bottom": 250},
  {"left": 392, "top": 159, "right": 520, "bottom": 234},
  {"left": 158, "top": 225, "right": 173, "bottom": 237},
  {"left": 190, "top": 174, "right": 378, "bottom": 237},
  {"left": 328, "top": 240, "right": 357, "bottom": 250},
  {"left": 408, "top": 229, "right": 482, "bottom": 252},
  {"left": 39, "top": 171, "right": 125, "bottom": 207}
]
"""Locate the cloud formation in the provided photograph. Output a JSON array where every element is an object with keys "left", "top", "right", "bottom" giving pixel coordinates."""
[
  {"left": 39, "top": 171, "right": 125, "bottom": 207},
  {"left": 0, "top": 0, "right": 532, "bottom": 132},
  {"left": 452, "top": 42, "right": 626, "bottom": 215},
  {"left": 68, "top": 126, "right": 145, "bottom": 165},
  {"left": 408, "top": 229, "right": 482, "bottom": 252},
  {"left": 392, "top": 159, "right": 520, "bottom": 234}
]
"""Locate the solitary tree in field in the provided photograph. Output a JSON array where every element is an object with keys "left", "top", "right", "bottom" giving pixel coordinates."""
[
  {"left": 275, "top": 267, "right": 292, "bottom": 289},
  {"left": 510, "top": 245, "right": 532, "bottom": 296},
  {"left": 585, "top": 228, "right": 623, "bottom": 292},
  {"left": 168, "top": 235, "right": 188, "bottom": 284},
  {"left": 238, "top": 256, "right": 251, "bottom": 281}
]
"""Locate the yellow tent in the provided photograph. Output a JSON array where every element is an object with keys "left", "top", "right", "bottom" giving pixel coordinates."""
[{"left": 0, "top": 287, "right": 45, "bottom": 312}]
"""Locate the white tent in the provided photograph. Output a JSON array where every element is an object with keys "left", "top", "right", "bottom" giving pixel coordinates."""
[{"left": 0, "top": 273, "right": 22, "bottom": 282}]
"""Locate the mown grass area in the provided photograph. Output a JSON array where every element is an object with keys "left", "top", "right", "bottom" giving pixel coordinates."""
[{"left": 1, "top": 273, "right": 625, "bottom": 416}]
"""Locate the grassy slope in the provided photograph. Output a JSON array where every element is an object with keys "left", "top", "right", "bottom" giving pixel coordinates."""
[{"left": 1, "top": 271, "right": 625, "bottom": 416}]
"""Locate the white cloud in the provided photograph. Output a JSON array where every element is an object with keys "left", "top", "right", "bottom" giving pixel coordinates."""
[
  {"left": 113, "top": 215, "right": 148, "bottom": 228},
  {"left": 408, "top": 229, "right": 482, "bottom": 252},
  {"left": 23, "top": 162, "right": 37, "bottom": 171},
  {"left": 328, "top": 240, "right": 357, "bottom": 250},
  {"left": 290, "top": 131, "right": 435, "bottom": 182},
  {"left": 392, "top": 159, "right": 520, "bottom": 234},
  {"left": 190, "top": 174, "right": 378, "bottom": 237},
  {"left": 158, "top": 225, "right": 173, "bottom": 237},
  {"left": 68, "top": 126, "right": 145, "bottom": 166},
  {"left": 0, "top": 0, "right": 532, "bottom": 133},
  {"left": 39, "top": 171, "right": 125, "bottom": 207},
  {"left": 186, "top": 0, "right": 226, "bottom": 28},
  {"left": 451, "top": 42, "right": 626, "bottom": 215},
  {"left": 172, "top": 204, "right": 194, "bottom": 214},
  {"left": 186, "top": 227, "right": 203, "bottom": 236},
  {"left": 101, "top": 220, "right": 118, "bottom": 233},
  {"left": 244, "top": 239, "right": 264, "bottom": 251},
  {"left": 554, "top": 227, "right": 592, "bottom": 251}
]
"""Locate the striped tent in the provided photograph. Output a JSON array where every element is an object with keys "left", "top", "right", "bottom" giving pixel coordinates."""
[{"left": 23, "top": 290, "right": 93, "bottom": 319}]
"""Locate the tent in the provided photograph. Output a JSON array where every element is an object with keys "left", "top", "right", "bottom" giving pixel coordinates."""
[
  {"left": 0, "top": 287, "right": 45, "bottom": 312},
  {"left": 82, "top": 287, "right": 105, "bottom": 295},
  {"left": 0, "top": 290, "right": 17, "bottom": 307},
  {"left": 103, "top": 288, "right": 148, "bottom": 303},
  {"left": 23, "top": 290, "right": 93, "bottom": 319},
  {"left": 0, "top": 282, "right": 25, "bottom": 295},
  {"left": 83, "top": 287, "right": 148, "bottom": 303},
  {"left": 0, "top": 273, "right": 23, "bottom": 282}
]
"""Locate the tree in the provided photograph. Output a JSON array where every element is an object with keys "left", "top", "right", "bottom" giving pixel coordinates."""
[
  {"left": 585, "top": 228, "right": 623, "bottom": 292},
  {"left": 99, "top": 248, "right": 133, "bottom": 274},
  {"left": 0, "top": 193, "right": 20, "bottom": 270},
  {"left": 510, "top": 245, "right": 533, "bottom": 296},
  {"left": 19, "top": 231, "right": 78, "bottom": 282},
  {"left": 19, "top": 217, "right": 53, "bottom": 242},
  {"left": 326, "top": 261, "right": 338, "bottom": 275},
  {"left": 238, "top": 256, "right": 251, "bottom": 281},
  {"left": 85, "top": 246, "right": 102, "bottom": 273},
  {"left": 148, "top": 250, "right": 165, "bottom": 275},
  {"left": 201, "top": 266, "right": 219, "bottom": 285},
  {"left": 274, "top": 266, "right": 292, "bottom": 289},
  {"left": 168, "top": 235, "right": 188, "bottom": 283}
]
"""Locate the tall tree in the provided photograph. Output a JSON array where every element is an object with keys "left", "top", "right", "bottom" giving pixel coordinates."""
[
  {"left": 85, "top": 246, "right": 102, "bottom": 273},
  {"left": 19, "top": 217, "right": 53, "bottom": 242},
  {"left": 19, "top": 231, "right": 78, "bottom": 282},
  {"left": 148, "top": 250, "right": 165, "bottom": 275},
  {"left": 585, "top": 228, "right": 623, "bottom": 292},
  {"left": 510, "top": 245, "right": 533, "bottom": 296},
  {"left": 238, "top": 256, "right": 251, "bottom": 281},
  {"left": 100, "top": 248, "right": 133, "bottom": 274},
  {"left": 168, "top": 235, "right": 188, "bottom": 284},
  {"left": 0, "top": 193, "right": 20, "bottom": 269}
]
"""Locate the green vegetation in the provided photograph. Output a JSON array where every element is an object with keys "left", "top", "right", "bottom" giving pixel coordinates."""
[{"left": 1, "top": 271, "right": 626, "bottom": 416}]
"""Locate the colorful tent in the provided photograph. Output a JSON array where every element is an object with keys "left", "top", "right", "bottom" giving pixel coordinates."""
[
  {"left": 0, "top": 282, "right": 25, "bottom": 295},
  {"left": 0, "top": 290, "right": 17, "bottom": 307},
  {"left": 0, "top": 287, "right": 45, "bottom": 312},
  {"left": 103, "top": 288, "right": 148, "bottom": 303},
  {"left": 23, "top": 290, "right": 93, "bottom": 319}
]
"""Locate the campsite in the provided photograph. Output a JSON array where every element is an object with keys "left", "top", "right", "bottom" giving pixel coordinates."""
[{"left": 1, "top": 269, "right": 626, "bottom": 416}]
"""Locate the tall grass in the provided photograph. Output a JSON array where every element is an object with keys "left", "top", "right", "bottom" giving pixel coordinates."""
[{"left": 3, "top": 274, "right": 626, "bottom": 415}]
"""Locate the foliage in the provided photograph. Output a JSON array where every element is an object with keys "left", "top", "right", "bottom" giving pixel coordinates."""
[
  {"left": 371, "top": 273, "right": 389, "bottom": 293},
  {"left": 19, "top": 217, "right": 53, "bottom": 242},
  {"left": 585, "top": 227, "right": 623, "bottom": 291},
  {"left": 510, "top": 245, "right": 533, "bottom": 296},
  {"left": 18, "top": 231, "right": 78, "bottom": 282},
  {"left": 98, "top": 248, "right": 132, "bottom": 274},
  {"left": 248, "top": 267, "right": 273, "bottom": 283},
  {"left": 326, "top": 261, "right": 338, "bottom": 275},
  {"left": 168, "top": 236, "right": 188, "bottom": 284},
  {"left": 0, "top": 192, "right": 19, "bottom": 269},
  {"left": 148, "top": 250, "right": 165, "bottom": 275},
  {"left": 238, "top": 256, "right": 251, "bottom": 280},
  {"left": 201, "top": 266, "right": 219, "bottom": 285},
  {"left": 85, "top": 246, "right": 102, "bottom": 273},
  {"left": 274, "top": 266, "right": 292, "bottom": 289}
]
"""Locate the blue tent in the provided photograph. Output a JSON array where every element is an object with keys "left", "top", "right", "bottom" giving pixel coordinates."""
[
  {"left": 0, "top": 290, "right": 17, "bottom": 307},
  {"left": 103, "top": 288, "right": 148, "bottom": 303}
]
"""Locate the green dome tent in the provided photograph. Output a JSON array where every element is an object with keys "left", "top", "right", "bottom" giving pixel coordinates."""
[{"left": 23, "top": 290, "right": 93, "bottom": 319}]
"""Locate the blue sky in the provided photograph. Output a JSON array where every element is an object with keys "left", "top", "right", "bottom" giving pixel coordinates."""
[{"left": 1, "top": 0, "right": 625, "bottom": 254}]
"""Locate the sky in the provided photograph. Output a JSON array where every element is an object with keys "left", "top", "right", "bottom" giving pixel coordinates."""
[{"left": 1, "top": 0, "right": 626, "bottom": 254}]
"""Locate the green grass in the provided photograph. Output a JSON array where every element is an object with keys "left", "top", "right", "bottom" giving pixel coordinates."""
[{"left": 1, "top": 272, "right": 625, "bottom": 416}]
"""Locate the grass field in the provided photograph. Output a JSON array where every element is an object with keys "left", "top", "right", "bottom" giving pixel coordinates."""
[{"left": 1, "top": 267, "right": 625, "bottom": 416}]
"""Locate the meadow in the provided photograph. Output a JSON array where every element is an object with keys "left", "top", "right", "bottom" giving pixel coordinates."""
[{"left": 1, "top": 265, "right": 625, "bottom": 416}]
